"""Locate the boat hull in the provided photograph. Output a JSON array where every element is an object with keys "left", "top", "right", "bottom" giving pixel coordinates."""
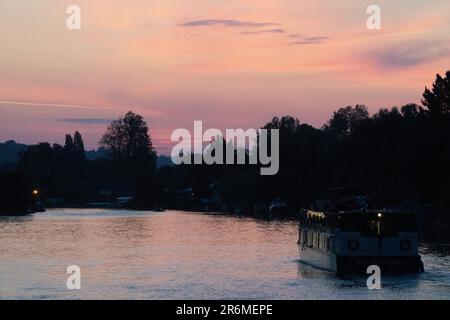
[
  {"left": 298, "top": 245, "right": 338, "bottom": 272},
  {"left": 298, "top": 245, "right": 424, "bottom": 274},
  {"left": 336, "top": 255, "right": 424, "bottom": 274}
]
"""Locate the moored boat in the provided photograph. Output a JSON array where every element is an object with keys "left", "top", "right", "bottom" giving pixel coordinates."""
[
  {"left": 269, "top": 199, "right": 288, "bottom": 217},
  {"left": 31, "top": 200, "right": 46, "bottom": 213}
]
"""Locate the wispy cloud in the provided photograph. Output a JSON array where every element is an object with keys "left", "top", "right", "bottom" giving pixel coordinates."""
[
  {"left": 368, "top": 40, "right": 450, "bottom": 69},
  {"left": 0, "top": 101, "right": 96, "bottom": 109},
  {"left": 289, "top": 36, "right": 329, "bottom": 45},
  {"left": 59, "top": 118, "right": 114, "bottom": 124},
  {"left": 180, "top": 19, "right": 328, "bottom": 46},
  {"left": 241, "top": 28, "right": 285, "bottom": 35},
  {"left": 180, "top": 19, "right": 279, "bottom": 28}
]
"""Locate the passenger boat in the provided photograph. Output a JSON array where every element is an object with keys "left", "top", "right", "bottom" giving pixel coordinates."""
[
  {"left": 153, "top": 204, "right": 165, "bottom": 212},
  {"left": 298, "top": 209, "right": 424, "bottom": 274}
]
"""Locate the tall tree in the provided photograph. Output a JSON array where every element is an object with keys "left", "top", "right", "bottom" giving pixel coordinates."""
[
  {"left": 64, "top": 134, "right": 75, "bottom": 157},
  {"left": 100, "top": 111, "right": 157, "bottom": 177},
  {"left": 422, "top": 71, "right": 450, "bottom": 117},
  {"left": 73, "top": 131, "right": 85, "bottom": 160},
  {"left": 324, "top": 105, "right": 369, "bottom": 137}
]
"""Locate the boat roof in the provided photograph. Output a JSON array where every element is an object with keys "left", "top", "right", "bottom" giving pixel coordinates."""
[{"left": 301, "top": 209, "right": 415, "bottom": 218}]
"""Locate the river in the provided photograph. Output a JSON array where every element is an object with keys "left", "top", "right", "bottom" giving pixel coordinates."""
[{"left": 0, "top": 209, "right": 449, "bottom": 300}]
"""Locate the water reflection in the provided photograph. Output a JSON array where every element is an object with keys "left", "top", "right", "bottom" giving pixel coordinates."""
[
  {"left": 421, "top": 243, "right": 450, "bottom": 256},
  {"left": 0, "top": 209, "right": 449, "bottom": 300}
]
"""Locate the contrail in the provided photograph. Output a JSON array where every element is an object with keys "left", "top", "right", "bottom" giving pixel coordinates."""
[
  {"left": 0, "top": 101, "right": 97, "bottom": 109},
  {"left": 0, "top": 100, "right": 166, "bottom": 118}
]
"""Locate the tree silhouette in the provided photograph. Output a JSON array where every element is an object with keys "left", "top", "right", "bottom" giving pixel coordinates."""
[
  {"left": 64, "top": 134, "right": 75, "bottom": 157},
  {"left": 73, "top": 131, "right": 85, "bottom": 160},
  {"left": 5, "top": 70, "right": 450, "bottom": 225},
  {"left": 18, "top": 143, "right": 55, "bottom": 184},
  {"left": 422, "top": 71, "right": 450, "bottom": 117},
  {"left": 100, "top": 112, "right": 155, "bottom": 160},
  {"left": 0, "top": 169, "right": 32, "bottom": 214},
  {"left": 100, "top": 111, "right": 157, "bottom": 180},
  {"left": 401, "top": 103, "right": 421, "bottom": 119},
  {"left": 324, "top": 105, "right": 369, "bottom": 137}
]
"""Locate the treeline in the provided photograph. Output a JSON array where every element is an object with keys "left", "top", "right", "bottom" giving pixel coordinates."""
[
  {"left": 1, "top": 71, "right": 450, "bottom": 214},
  {"left": 163, "top": 71, "right": 450, "bottom": 211},
  {"left": 0, "top": 112, "right": 160, "bottom": 208}
]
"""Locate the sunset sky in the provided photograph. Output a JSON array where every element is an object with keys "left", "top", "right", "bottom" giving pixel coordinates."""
[{"left": 1, "top": 0, "right": 449, "bottom": 154}]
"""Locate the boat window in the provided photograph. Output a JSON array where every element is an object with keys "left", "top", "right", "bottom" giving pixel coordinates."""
[
  {"left": 338, "top": 213, "right": 361, "bottom": 232},
  {"left": 360, "top": 212, "right": 418, "bottom": 236},
  {"left": 361, "top": 214, "right": 381, "bottom": 236},
  {"left": 326, "top": 215, "right": 338, "bottom": 230},
  {"left": 397, "top": 213, "right": 418, "bottom": 232},
  {"left": 382, "top": 215, "right": 397, "bottom": 236}
]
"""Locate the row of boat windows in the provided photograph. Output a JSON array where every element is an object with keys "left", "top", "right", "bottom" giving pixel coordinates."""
[
  {"left": 299, "top": 212, "right": 418, "bottom": 235},
  {"left": 299, "top": 214, "right": 336, "bottom": 229},
  {"left": 299, "top": 230, "right": 337, "bottom": 253}
]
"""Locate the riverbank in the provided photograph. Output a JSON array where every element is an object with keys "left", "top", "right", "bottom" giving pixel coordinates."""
[{"left": 22, "top": 201, "right": 450, "bottom": 243}]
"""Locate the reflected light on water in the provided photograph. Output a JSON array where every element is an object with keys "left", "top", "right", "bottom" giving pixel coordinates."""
[{"left": 0, "top": 209, "right": 449, "bottom": 300}]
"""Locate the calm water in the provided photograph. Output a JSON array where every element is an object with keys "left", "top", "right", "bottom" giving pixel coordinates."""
[{"left": 0, "top": 209, "right": 449, "bottom": 300}]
